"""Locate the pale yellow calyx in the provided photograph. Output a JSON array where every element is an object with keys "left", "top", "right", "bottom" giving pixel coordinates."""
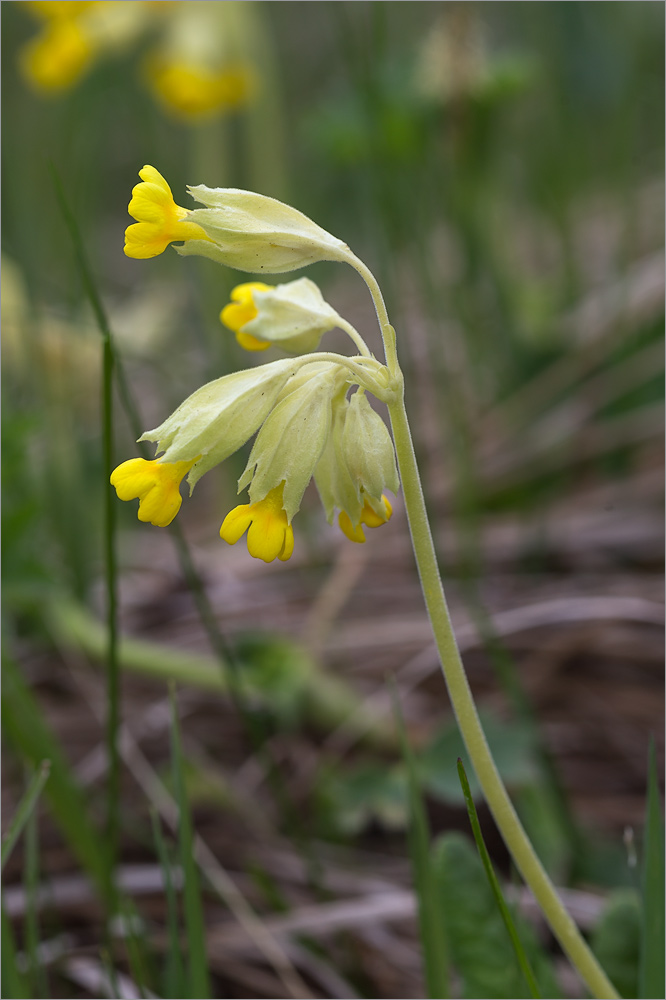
[
  {"left": 124, "top": 165, "right": 211, "bottom": 259},
  {"left": 338, "top": 494, "right": 393, "bottom": 544},
  {"left": 178, "top": 185, "right": 352, "bottom": 274},
  {"left": 220, "top": 282, "right": 272, "bottom": 351},
  {"left": 110, "top": 456, "right": 198, "bottom": 527},
  {"left": 220, "top": 484, "right": 294, "bottom": 563}
]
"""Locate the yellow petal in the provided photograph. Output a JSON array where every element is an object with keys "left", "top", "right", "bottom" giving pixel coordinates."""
[{"left": 110, "top": 457, "right": 195, "bottom": 527}]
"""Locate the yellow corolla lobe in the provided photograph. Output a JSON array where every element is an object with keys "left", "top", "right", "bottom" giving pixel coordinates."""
[
  {"left": 220, "top": 484, "right": 294, "bottom": 563},
  {"left": 338, "top": 495, "right": 393, "bottom": 543},
  {"left": 110, "top": 456, "right": 197, "bottom": 527},
  {"left": 124, "top": 165, "right": 210, "bottom": 259},
  {"left": 220, "top": 282, "right": 273, "bottom": 352}
]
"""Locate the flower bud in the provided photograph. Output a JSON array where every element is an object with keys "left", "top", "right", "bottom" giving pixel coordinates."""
[
  {"left": 139, "top": 357, "right": 298, "bottom": 489},
  {"left": 177, "top": 185, "right": 351, "bottom": 274},
  {"left": 221, "top": 277, "right": 340, "bottom": 354}
]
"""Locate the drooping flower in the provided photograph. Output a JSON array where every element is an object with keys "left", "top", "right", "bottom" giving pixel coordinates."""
[
  {"left": 314, "top": 389, "right": 399, "bottom": 543},
  {"left": 124, "top": 165, "right": 211, "bottom": 259},
  {"left": 110, "top": 456, "right": 197, "bottom": 527},
  {"left": 220, "top": 484, "right": 293, "bottom": 563},
  {"left": 220, "top": 278, "right": 340, "bottom": 354}
]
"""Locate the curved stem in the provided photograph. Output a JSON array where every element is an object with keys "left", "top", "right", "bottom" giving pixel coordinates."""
[
  {"left": 388, "top": 393, "right": 619, "bottom": 1000},
  {"left": 334, "top": 315, "right": 372, "bottom": 358},
  {"left": 290, "top": 352, "right": 390, "bottom": 399},
  {"left": 345, "top": 253, "right": 398, "bottom": 374}
]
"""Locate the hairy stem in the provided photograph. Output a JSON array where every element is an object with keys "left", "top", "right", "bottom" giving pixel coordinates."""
[{"left": 387, "top": 392, "right": 619, "bottom": 1000}]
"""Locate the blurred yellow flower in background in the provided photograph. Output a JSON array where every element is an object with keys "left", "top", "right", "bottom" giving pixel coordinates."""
[{"left": 19, "top": 0, "right": 257, "bottom": 121}]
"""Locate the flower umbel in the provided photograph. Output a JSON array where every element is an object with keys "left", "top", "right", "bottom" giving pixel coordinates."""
[
  {"left": 220, "top": 484, "right": 294, "bottom": 563},
  {"left": 110, "top": 456, "right": 197, "bottom": 527},
  {"left": 124, "top": 165, "right": 210, "bottom": 259}
]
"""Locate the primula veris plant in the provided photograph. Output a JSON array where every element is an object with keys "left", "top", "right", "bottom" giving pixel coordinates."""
[{"left": 114, "top": 164, "right": 619, "bottom": 1000}]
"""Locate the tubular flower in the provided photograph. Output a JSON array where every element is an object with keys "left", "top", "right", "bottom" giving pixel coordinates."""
[
  {"left": 221, "top": 278, "right": 341, "bottom": 354},
  {"left": 124, "top": 165, "right": 211, "bottom": 259},
  {"left": 220, "top": 484, "right": 294, "bottom": 563},
  {"left": 315, "top": 390, "right": 399, "bottom": 543},
  {"left": 110, "top": 457, "right": 197, "bottom": 527}
]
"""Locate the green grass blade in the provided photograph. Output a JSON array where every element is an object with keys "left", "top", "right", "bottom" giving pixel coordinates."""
[
  {"left": 457, "top": 757, "right": 542, "bottom": 999},
  {"left": 2, "top": 655, "right": 112, "bottom": 904},
  {"left": 23, "top": 796, "right": 50, "bottom": 999},
  {"left": 2, "top": 898, "right": 29, "bottom": 1000},
  {"left": 1, "top": 760, "right": 50, "bottom": 872},
  {"left": 170, "top": 686, "right": 211, "bottom": 999},
  {"left": 638, "top": 738, "right": 665, "bottom": 999},
  {"left": 392, "top": 687, "right": 450, "bottom": 998},
  {"left": 50, "top": 165, "right": 121, "bottom": 874},
  {"left": 151, "top": 809, "right": 186, "bottom": 999}
]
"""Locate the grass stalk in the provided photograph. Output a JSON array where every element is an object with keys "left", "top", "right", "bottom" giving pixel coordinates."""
[
  {"left": 1, "top": 760, "right": 50, "bottom": 872},
  {"left": 51, "top": 167, "right": 121, "bottom": 886},
  {"left": 457, "top": 758, "right": 542, "bottom": 999}
]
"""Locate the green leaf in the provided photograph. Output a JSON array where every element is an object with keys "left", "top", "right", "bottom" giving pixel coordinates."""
[
  {"left": 592, "top": 889, "right": 641, "bottom": 999},
  {"left": 420, "top": 712, "right": 538, "bottom": 804},
  {"left": 433, "top": 832, "right": 561, "bottom": 999},
  {"left": 639, "top": 739, "right": 665, "bottom": 999},
  {"left": 457, "top": 758, "right": 542, "bottom": 999},
  {"left": 322, "top": 762, "right": 408, "bottom": 835}
]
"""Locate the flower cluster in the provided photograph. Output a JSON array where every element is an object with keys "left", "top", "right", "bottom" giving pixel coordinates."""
[
  {"left": 19, "top": 1, "right": 255, "bottom": 121},
  {"left": 113, "top": 166, "right": 400, "bottom": 563}
]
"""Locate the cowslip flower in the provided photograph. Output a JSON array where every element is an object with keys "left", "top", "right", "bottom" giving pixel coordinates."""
[
  {"left": 20, "top": 1, "right": 152, "bottom": 93},
  {"left": 220, "top": 278, "right": 341, "bottom": 354},
  {"left": 143, "top": 0, "right": 255, "bottom": 121},
  {"left": 124, "top": 166, "right": 211, "bottom": 259},
  {"left": 314, "top": 390, "right": 399, "bottom": 542}
]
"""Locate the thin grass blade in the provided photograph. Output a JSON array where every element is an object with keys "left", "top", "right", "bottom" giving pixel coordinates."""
[
  {"left": 457, "top": 757, "right": 542, "bottom": 999},
  {"left": 151, "top": 808, "right": 186, "bottom": 999},
  {"left": 170, "top": 686, "right": 211, "bottom": 999},
  {"left": 1, "top": 760, "right": 50, "bottom": 871},
  {"left": 638, "top": 738, "right": 665, "bottom": 999}
]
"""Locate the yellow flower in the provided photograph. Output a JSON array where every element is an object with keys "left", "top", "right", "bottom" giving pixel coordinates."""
[
  {"left": 110, "top": 456, "right": 197, "bottom": 527},
  {"left": 124, "top": 165, "right": 210, "bottom": 259},
  {"left": 20, "top": 16, "right": 94, "bottom": 92},
  {"left": 221, "top": 278, "right": 341, "bottom": 355},
  {"left": 220, "top": 484, "right": 294, "bottom": 563},
  {"left": 145, "top": 57, "right": 254, "bottom": 120},
  {"left": 338, "top": 495, "right": 393, "bottom": 543},
  {"left": 220, "top": 282, "right": 272, "bottom": 352}
]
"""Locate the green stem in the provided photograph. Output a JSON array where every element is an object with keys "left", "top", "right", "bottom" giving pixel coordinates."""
[
  {"left": 51, "top": 167, "right": 120, "bottom": 895},
  {"left": 387, "top": 392, "right": 619, "bottom": 1000},
  {"left": 334, "top": 316, "right": 372, "bottom": 358}
]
